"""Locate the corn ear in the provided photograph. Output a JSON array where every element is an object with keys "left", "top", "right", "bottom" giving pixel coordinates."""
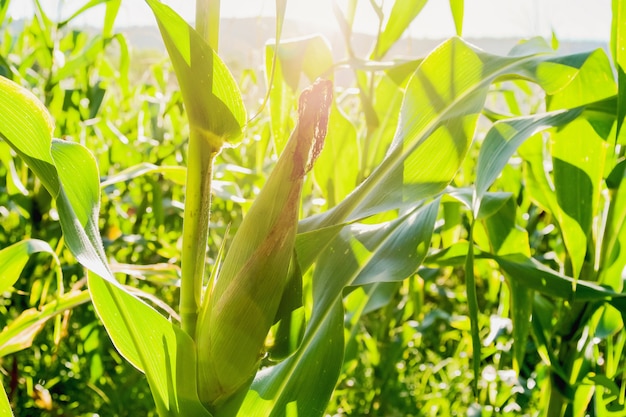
[{"left": 196, "top": 79, "right": 333, "bottom": 409}]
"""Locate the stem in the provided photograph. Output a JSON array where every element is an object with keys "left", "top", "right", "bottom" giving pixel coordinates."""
[
  {"left": 180, "top": 129, "right": 218, "bottom": 338},
  {"left": 196, "top": 0, "right": 220, "bottom": 51},
  {"left": 178, "top": 0, "right": 222, "bottom": 340},
  {"left": 465, "top": 221, "right": 481, "bottom": 398}
]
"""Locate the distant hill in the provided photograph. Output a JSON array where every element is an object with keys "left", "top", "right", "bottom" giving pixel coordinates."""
[
  {"left": 8, "top": 16, "right": 605, "bottom": 88},
  {"left": 120, "top": 17, "right": 608, "bottom": 71}
]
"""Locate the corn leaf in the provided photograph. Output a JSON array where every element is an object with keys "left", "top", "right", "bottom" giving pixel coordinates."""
[
  {"left": 474, "top": 108, "right": 584, "bottom": 206},
  {"left": 313, "top": 104, "right": 359, "bottom": 208},
  {"left": 0, "top": 383, "right": 13, "bottom": 417},
  {"left": 612, "top": 0, "right": 626, "bottom": 140},
  {"left": 550, "top": 118, "right": 609, "bottom": 277},
  {"left": 57, "top": 0, "right": 113, "bottom": 28},
  {"left": 371, "top": 0, "right": 428, "bottom": 60},
  {"left": 544, "top": 49, "right": 616, "bottom": 111},
  {"left": 449, "top": 0, "right": 464, "bottom": 36},
  {"left": 0, "top": 0, "right": 10, "bottom": 27},
  {"left": 482, "top": 196, "right": 533, "bottom": 372},
  {"left": 0, "top": 290, "right": 90, "bottom": 357},
  {"left": 300, "top": 39, "right": 608, "bottom": 245},
  {"left": 0, "top": 75, "right": 210, "bottom": 417},
  {"left": 100, "top": 163, "right": 186, "bottom": 187},
  {"left": 88, "top": 273, "right": 212, "bottom": 417},
  {"left": 600, "top": 162, "right": 626, "bottom": 290},
  {"left": 239, "top": 200, "right": 439, "bottom": 416},
  {"left": 235, "top": 301, "right": 344, "bottom": 417},
  {"left": 145, "top": 0, "right": 245, "bottom": 145},
  {"left": 266, "top": 35, "right": 334, "bottom": 153},
  {"left": 0, "top": 239, "right": 61, "bottom": 294}
]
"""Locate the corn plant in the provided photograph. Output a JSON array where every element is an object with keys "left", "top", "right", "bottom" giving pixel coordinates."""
[{"left": 2, "top": 0, "right": 626, "bottom": 416}]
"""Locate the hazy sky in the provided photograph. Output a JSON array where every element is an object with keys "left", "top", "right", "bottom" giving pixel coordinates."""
[{"left": 8, "top": 0, "right": 612, "bottom": 41}]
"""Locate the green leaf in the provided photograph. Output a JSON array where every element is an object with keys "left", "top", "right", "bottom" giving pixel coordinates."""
[
  {"left": 350, "top": 200, "right": 440, "bottom": 286},
  {"left": 0, "top": 239, "right": 61, "bottom": 294},
  {"left": 464, "top": 222, "right": 480, "bottom": 396},
  {"left": 1, "top": 72, "right": 209, "bottom": 416},
  {"left": 481, "top": 195, "right": 530, "bottom": 256},
  {"left": 449, "top": 0, "right": 464, "bottom": 36},
  {"left": 0, "top": 290, "right": 90, "bottom": 357},
  {"left": 0, "top": 76, "right": 59, "bottom": 195},
  {"left": 57, "top": 0, "right": 113, "bottom": 28},
  {"left": 313, "top": 105, "right": 359, "bottom": 208},
  {"left": 236, "top": 301, "right": 344, "bottom": 417},
  {"left": 544, "top": 49, "right": 616, "bottom": 111},
  {"left": 51, "top": 140, "right": 112, "bottom": 280},
  {"left": 474, "top": 108, "right": 584, "bottom": 204},
  {"left": 371, "top": 0, "right": 428, "bottom": 60},
  {"left": 302, "top": 37, "right": 601, "bottom": 239},
  {"left": 518, "top": 135, "right": 586, "bottom": 280},
  {"left": 0, "top": 76, "right": 112, "bottom": 280},
  {"left": 240, "top": 200, "right": 439, "bottom": 416},
  {"left": 0, "top": 0, "right": 10, "bottom": 27},
  {"left": 426, "top": 245, "right": 626, "bottom": 320},
  {"left": 266, "top": 35, "right": 334, "bottom": 153},
  {"left": 0, "top": 382, "right": 13, "bottom": 417},
  {"left": 145, "top": 0, "right": 246, "bottom": 146},
  {"left": 551, "top": 118, "right": 608, "bottom": 278},
  {"left": 481, "top": 196, "right": 532, "bottom": 372},
  {"left": 552, "top": 118, "right": 608, "bottom": 237},
  {"left": 101, "top": 163, "right": 187, "bottom": 187},
  {"left": 494, "top": 254, "right": 626, "bottom": 311},
  {"left": 88, "top": 273, "right": 212, "bottom": 417},
  {"left": 611, "top": 0, "right": 626, "bottom": 139},
  {"left": 600, "top": 159, "right": 626, "bottom": 290},
  {"left": 103, "top": 0, "right": 121, "bottom": 38}
]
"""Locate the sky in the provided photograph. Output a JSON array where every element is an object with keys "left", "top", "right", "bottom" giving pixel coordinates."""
[{"left": 7, "top": 0, "right": 613, "bottom": 42}]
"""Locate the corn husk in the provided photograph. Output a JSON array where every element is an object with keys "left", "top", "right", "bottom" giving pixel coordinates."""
[{"left": 196, "top": 79, "right": 333, "bottom": 409}]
